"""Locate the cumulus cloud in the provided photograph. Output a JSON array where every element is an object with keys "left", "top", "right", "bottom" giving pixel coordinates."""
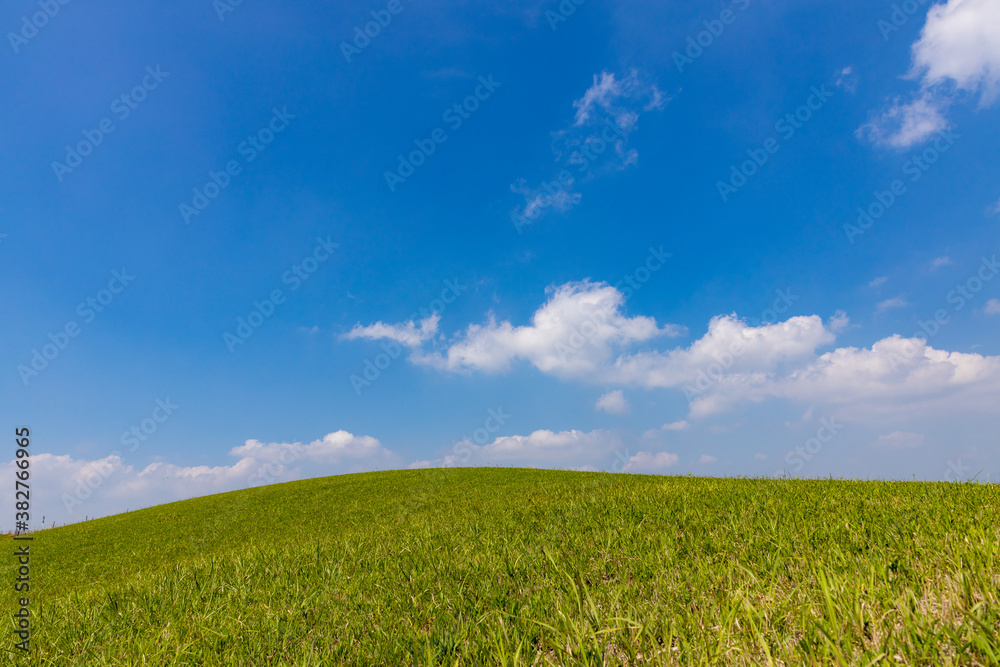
[
  {"left": 603, "top": 314, "right": 835, "bottom": 396},
  {"left": 417, "top": 428, "right": 624, "bottom": 470},
  {"left": 984, "top": 298, "right": 1000, "bottom": 315},
  {"left": 862, "top": 0, "right": 1000, "bottom": 148},
  {"left": 413, "top": 280, "right": 684, "bottom": 377},
  {"left": 621, "top": 451, "right": 679, "bottom": 473},
  {"left": 231, "top": 430, "right": 391, "bottom": 465},
  {"left": 911, "top": 0, "right": 1000, "bottom": 99},
  {"left": 511, "top": 69, "right": 666, "bottom": 229},
  {"left": 596, "top": 390, "right": 630, "bottom": 415},
  {"left": 757, "top": 336, "right": 1000, "bottom": 419},
  {"left": 4, "top": 430, "right": 398, "bottom": 530},
  {"left": 342, "top": 281, "right": 1000, "bottom": 422}
]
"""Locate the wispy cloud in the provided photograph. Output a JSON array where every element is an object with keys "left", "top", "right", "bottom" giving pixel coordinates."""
[
  {"left": 860, "top": 0, "right": 1000, "bottom": 148},
  {"left": 876, "top": 295, "right": 909, "bottom": 312},
  {"left": 661, "top": 420, "right": 690, "bottom": 432},
  {"left": 872, "top": 431, "right": 925, "bottom": 450},
  {"left": 342, "top": 314, "right": 439, "bottom": 347},
  {"left": 511, "top": 69, "right": 667, "bottom": 230}
]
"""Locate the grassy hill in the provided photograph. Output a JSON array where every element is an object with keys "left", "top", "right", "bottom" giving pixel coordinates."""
[{"left": 3, "top": 468, "right": 999, "bottom": 665}]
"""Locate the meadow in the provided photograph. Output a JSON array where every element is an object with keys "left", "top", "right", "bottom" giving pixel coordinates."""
[{"left": 3, "top": 468, "right": 998, "bottom": 665}]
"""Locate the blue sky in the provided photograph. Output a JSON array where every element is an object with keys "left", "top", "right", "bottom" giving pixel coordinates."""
[{"left": 2, "top": 0, "right": 999, "bottom": 526}]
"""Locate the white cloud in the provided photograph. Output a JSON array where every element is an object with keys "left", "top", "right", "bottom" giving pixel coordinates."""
[
  {"left": 931, "top": 256, "right": 954, "bottom": 268},
  {"left": 862, "top": 0, "right": 1000, "bottom": 148},
  {"left": 829, "top": 311, "right": 851, "bottom": 332},
  {"left": 1, "top": 430, "right": 398, "bottom": 530},
  {"left": 754, "top": 453, "right": 767, "bottom": 461},
  {"left": 699, "top": 454, "right": 718, "bottom": 464},
  {"left": 511, "top": 69, "right": 666, "bottom": 227},
  {"left": 877, "top": 296, "right": 909, "bottom": 312},
  {"left": 911, "top": 0, "right": 1000, "bottom": 100},
  {"left": 425, "top": 428, "right": 624, "bottom": 470},
  {"left": 344, "top": 281, "right": 1000, "bottom": 423},
  {"left": 596, "top": 390, "right": 630, "bottom": 415},
  {"left": 983, "top": 298, "right": 1000, "bottom": 315},
  {"left": 572, "top": 70, "right": 665, "bottom": 129},
  {"left": 604, "top": 314, "right": 835, "bottom": 394},
  {"left": 342, "top": 314, "right": 439, "bottom": 347},
  {"left": 231, "top": 430, "right": 390, "bottom": 465},
  {"left": 661, "top": 420, "right": 690, "bottom": 431},
  {"left": 413, "top": 280, "right": 684, "bottom": 377},
  {"left": 869, "top": 276, "right": 889, "bottom": 288},
  {"left": 859, "top": 93, "right": 950, "bottom": 148},
  {"left": 622, "top": 451, "right": 679, "bottom": 473},
  {"left": 835, "top": 66, "right": 858, "bottom": 93},
  {"left": 510, "top": 178, "right": 582, "bottom": 219},
  {"left": 759, "top": 336, "right": 1000, "bottom": 419},
  {"left": 873, "top": 431, "right": 926, "bottom": 449}
]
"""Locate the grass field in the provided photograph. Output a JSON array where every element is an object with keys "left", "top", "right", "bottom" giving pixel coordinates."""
[{"left": 3, "top": 468, "right": 999, "bottom": 665}]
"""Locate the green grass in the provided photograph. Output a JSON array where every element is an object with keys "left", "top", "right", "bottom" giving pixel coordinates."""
[{"left": 3, "top": 468, "right": 999, "bottom": 665}]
